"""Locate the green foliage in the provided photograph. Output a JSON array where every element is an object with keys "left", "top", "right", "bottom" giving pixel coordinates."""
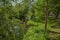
[
  {"left": 0, "top": 0, "right": 60, "bottom": 40},
  {"left": 23, "top": 23, "right": 46, "bottom": 40}
]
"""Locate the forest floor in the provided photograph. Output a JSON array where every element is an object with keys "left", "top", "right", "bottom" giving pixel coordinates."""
[{"left": 48, "top": 28, "right": 60, "bottom": 39}]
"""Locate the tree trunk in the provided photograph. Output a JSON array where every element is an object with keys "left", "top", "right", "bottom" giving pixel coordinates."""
[{"left": 45, "top": 0, "right": 48, "bottom": 30}]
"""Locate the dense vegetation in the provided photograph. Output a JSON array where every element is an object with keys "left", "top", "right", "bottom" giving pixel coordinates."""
[{"left": 0, "top": 0, "right": 60, "bottom": 40}]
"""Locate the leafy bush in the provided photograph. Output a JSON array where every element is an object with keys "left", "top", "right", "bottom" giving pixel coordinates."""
[{"left": 23, "top": 23, "right": 46, "bottom": 40}]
